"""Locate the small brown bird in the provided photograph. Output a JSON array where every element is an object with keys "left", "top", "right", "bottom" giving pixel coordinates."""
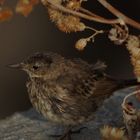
[{"left": 9, "top": 52, "right": 138, "bottom": 139}]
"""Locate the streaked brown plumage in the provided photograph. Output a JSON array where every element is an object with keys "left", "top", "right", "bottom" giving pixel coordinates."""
[{"left": 9, "top": 52, "right": 138, "bottom": 139}]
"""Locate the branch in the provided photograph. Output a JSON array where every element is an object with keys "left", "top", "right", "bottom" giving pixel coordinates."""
[
  {"left": 41, "top": 0, "right": 120, "bottom": 24},
  {"left": 97, "top": 0, "right": 140, "bottom": 30},
  {"left": 79, "top": 7, "right": 114, "bottom": 20}
]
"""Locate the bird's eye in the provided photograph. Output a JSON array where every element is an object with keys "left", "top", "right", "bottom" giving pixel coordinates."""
[{"left": 33, "top": 65, "right": 39, "bottom": 70}]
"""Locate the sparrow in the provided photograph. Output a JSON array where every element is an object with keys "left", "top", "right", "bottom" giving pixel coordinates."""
[{"left": 9, "top": 52, "right": 138, "bottom": 140}]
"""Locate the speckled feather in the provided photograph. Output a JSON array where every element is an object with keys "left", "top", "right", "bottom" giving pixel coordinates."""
[{"left": 24, "top": 52, "right": 119, "bottom": 126}]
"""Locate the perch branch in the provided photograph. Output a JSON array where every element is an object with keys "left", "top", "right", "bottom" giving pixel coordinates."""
[
  {"left": 122, "top": 90, "right": 140, "bottom": 108},
  {"left": 121, "top": 89, "right": 140, "bottom": 140},
  {"left": 42, "top": 0, "right": 120, "bottom": 24},
  {"left": 98, "top": 0, "right": 140, "bottom": 30}
]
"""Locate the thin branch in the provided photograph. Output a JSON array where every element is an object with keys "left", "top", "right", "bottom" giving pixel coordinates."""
[
  {"left": 80, "top": 7, "right": 120, "bottom": 23},
  {"left": 98, "top": 0, "right": 140, "bottom": 30},
  {"left": 80, "top": 7, "right": 99, "bottom": 17},
  {"left": 41, "top": 0, "right": 119, "bottom": 24},
  {"left": 80, "top": 7, "right": 106, "bottom": 19},
  {"left": 122, "top": 90, "right": 140, "bottom": 109}
]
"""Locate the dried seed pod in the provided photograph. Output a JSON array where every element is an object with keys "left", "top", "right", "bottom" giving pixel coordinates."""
[
  {"left": 75, "top": 38, "right": 89, "bottom": 50},
  {"left": 108, "top": 24, "right": 129, "bottom": 45},
  {"left": 100, "top": 125, "right": 128, "bottom": 140}
]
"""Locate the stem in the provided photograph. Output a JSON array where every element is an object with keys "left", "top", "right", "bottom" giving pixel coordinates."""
[
  {"left": 80, "top": 7, "right": 101, "bottom": 18},
  {"left": 80, "top": 7, "right": 122, "bottom": 24},
  {"left": 80, "top": 7, "right": 112, "bottom": 20},
  {"left": 86, "top": 26, "right": 103, "bottom": 32},
  {"left": 42, "top": 0, "right": 119, "bottom": 24},
  {"left": 86, "top": 27, "right": 104, "bottom": 41},
  {"left": 98, "top": 0, "right": 140, "bottom": 30}
]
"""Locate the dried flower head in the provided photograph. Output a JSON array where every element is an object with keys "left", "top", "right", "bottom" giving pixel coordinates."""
[
  {"left": 125, "top": 35, "right": 140, "bottom": 81},
  {"left": 126, "top": 35, "right": 140, "bottom": 51},
  {"left": 47, "top": 8, "right": 62, "bottom": 22},
  {"left": 0, "top": 8, "right": 13, "bottom": 22},
  {"left": 108, "top": 24, "right": 129, "bottom": 45},
  {"left": 74, "top": 28, "right": 104, "bottom": 50},
  {"left": 100, "top": 125, "right": 127, "bottom": 140},
  {"left": 41, "top": 0, "right": 62, "bottom": 6},
  {"left": 16, "top": 0, "right": 39, "bottom": 17},
  {"left": 43, "top": 0, "right": 86, "bottom": 33},
  {"left": 63, "top": 0, "right": 82, "bottom": 10},
  {"left": 56, "top": 15, "right": 86, "bottom": 32},
  {"left": 47, "top": 7, "right": 86, "bottom": 33}
]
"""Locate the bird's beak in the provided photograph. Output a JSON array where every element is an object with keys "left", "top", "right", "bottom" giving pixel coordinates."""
[{"left": 8, "top": 63, "right": 23, "bottom": 69}]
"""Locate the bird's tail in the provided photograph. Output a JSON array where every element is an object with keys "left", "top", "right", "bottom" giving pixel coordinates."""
[
  {"left": 106, "top": 75, "right": 140, "bottom": 89},
  {"left": 116, "top": 78, "right": 140, "bottom": 89}
]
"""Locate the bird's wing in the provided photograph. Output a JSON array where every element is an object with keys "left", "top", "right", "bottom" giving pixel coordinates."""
[
  {"left": 67, "top": 60, "right": 107, "bottom": 97},
  {"left": 34, "top": 60, "right": 116, "bottom": 118},
  {"left": 58, "top": 60, "right": 118, "bottom": 104},
  {"left": 72, "top": 59, "right": 107, "bottom": 72}
]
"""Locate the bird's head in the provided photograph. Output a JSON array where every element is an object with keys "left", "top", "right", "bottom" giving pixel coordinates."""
[{"left": 9, "top": 52, "right": 65, "bottom": 79}]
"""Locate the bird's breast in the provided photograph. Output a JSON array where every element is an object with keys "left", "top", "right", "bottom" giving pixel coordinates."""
[{"left": 26, "top": 80, "right": 62, "bottom": 122}]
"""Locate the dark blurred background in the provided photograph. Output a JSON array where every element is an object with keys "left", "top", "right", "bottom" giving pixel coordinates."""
[{"left": 0, "top": 0, "right": 140, "bottom": 119}]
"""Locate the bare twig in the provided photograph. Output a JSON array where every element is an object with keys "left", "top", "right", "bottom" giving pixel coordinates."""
[
  {"left": 98, "top": 0, "right": 140, "bottom": 30},
  {"left": 41, "top": 0, "right": 120, "bottom": 24},
  {"left": 79, "top": 7, "right": 102, "bottom": 18},
  {"left": 79, "top": 7, "right": 114, "bottom": 21}
]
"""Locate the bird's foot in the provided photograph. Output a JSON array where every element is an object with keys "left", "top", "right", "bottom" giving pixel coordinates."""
[
  {"left": 58, "top": 129, "right": 71, "bottom": 140},
  {"left": 48, "top": 126, "right": 72, "bottom": 140},
  {"left": 71, "top": 126, "right": 87, "bottom": 134}
]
